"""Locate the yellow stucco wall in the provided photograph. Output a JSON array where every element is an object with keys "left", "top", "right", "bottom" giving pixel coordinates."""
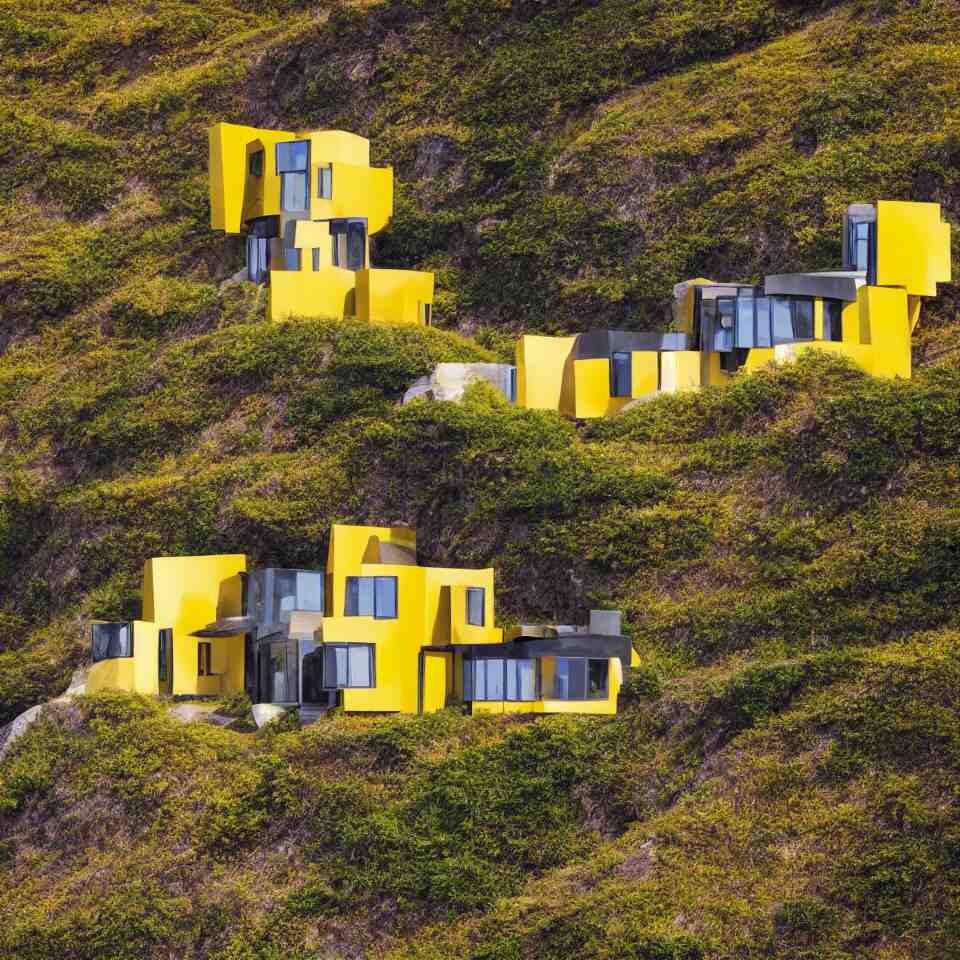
[
  {"left": 355, "top": 268, "right": 435, "bottom": 325},
  {"left": 144, "top": 555, "right": 246, "bottom": 698},
  {"left": 573, "top": 358, "right": 628, "bottom": 419},
  {"left": 422, "top": 652, "right": 451, "bottom": 713},
  {"left": 327, "top": 524, "right": 417, "bottom": 617},
  {"left": 860, "top": 284, "right": 911, "bottom": 379},
  {"left": 660, "top": 351, "right": 703, "bottom": 393},
  {"left": 515, "top": 335, "right": 578, "bottom": 411},
  {"left": 631, "top": 352, "right": 659, "bottom": 398},
  {"left": 87, "top": 621, "right": 161, "bottom": 695},
  {"left": 267, "top": 266, "right": 356, "bottom": 321},
  {"left": 877, "top": 200, "right": 952, "bottom": 298}
]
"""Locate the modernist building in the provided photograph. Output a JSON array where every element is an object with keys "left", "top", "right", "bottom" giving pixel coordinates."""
[
  {"left": 209, "top": 123, "right": 434, "bottom": 325},
  {"left": 516, "top": 200, "right": 952, "bottom": 418},
  {"left": 88, "top": 525, "right": 633, "bottom": 717}
]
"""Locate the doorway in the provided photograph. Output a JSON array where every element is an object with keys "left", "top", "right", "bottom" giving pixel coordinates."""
[{"left": 158, "top": 628, "right": 173, "bottom": 696}]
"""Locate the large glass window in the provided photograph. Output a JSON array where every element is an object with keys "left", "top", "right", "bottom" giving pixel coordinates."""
[
  {"left": 464, "top": 658, "right": 539, "bottom": 702},
  {"left": 851, "top": 220, "right": 872, "bottom": 273},
  {"left": 273, "top": 570, "right": 324, "bottom": 624},
  {"left": 793, "top": 298, "right": 814, "bottom": 340},
  {"left": 284, "top": 247, "right": 301, "bottom": 271},
  {"left": 550, "top": 657, "right": 609, "bottom": 701},
  {"left": 345, "top": 576, "right": 398, "bottom": 619},
  {"left": 466, "top": 587, "right": 485, "bottom": 626},
  {"left": 824, "top": 299, "right": 843, "bottom": 342},
  {"left": 277, "top": 140, "right": 309, "bottom": 212},
  {"left": 322, "top": 643, "right": 375, "bottom": 689},
  {"left": 91, "top": 622, "right": 133, "bottom": 662},
  {"left": 755, "top": 297, "right": 772, "bottom": 347},
  {"left": 611, "top": 351, "right": 631, "bottom": 397}
]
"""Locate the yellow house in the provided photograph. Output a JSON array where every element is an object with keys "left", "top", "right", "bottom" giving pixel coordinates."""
[
  {"left": 88, "top": 526, "right": 633, "bottom": 717},
  {"left": 209, "top": 122, "right": 434, "bottom": 325},
  {"left": 516, "top": 201, "right": 952, "bottom": 418}
]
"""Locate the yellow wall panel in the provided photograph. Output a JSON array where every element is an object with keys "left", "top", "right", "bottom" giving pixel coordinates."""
[
  {"left": 877, "top": 200, "right": 952, "bottom": 297},
  {"left": 268, "top": 267, "right": 356, "bottom": 321},
  {"left": 631, "top": 351, "right": 659, "bottom": 398},
  {"left": 422, "top": 652, "right": 451, "bottom": 713},
  {"left": 573, "top": 358, "right": 622, "bottom": 419},
  {"left": 660, "top": 351, "right": 702, "bottom": 393},
  {"left": 355, "top": 268, "right": 434, "bottom": 325},
  {"left": 861, "top": 284, "right": 911, "bottom": 379},
  {"left": 515, "top": 335, "right": 577, "bottom": 411}
]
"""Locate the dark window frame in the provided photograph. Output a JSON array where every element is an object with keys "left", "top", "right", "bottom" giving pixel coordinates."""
[
  {"left": 198, "top": 641, "right": 212, "bottom": 677},
  {"left": 276, "top": 140, "right": 310, "bottom": 213},
  {"left": 466, "top": 587, "right": 485, "bottom": 627},
  {"left": 463, "top": 657, "right": 539, "bottom": 702},
  {"left": 322, "top": 643, "right": 376, "bottom": 689},
  {"left": 824, "top": 299, "right": 844, "bottom": 343},
  {"left": 344, "top": 576, "right": 399, "bottom": 620},
  {"left": 248, "top": 149, "right": 264, "bottom": 177},
  {"left": 611, "top": 351, "right": 632, "bottom": 397},
  {"left": 550, "top": 657, "right": 610, "bottom": 701},
  {"left": 91, "top": 622, "right": 134, "bottom": 662}
]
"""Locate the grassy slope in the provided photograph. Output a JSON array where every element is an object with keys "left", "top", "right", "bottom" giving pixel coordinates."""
[{"left": 2, "top": 0, "right": 960, "bottom": 957}]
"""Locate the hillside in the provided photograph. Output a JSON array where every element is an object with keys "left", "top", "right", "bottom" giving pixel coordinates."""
[{"left": 2, "top": 0, "right": 960, "bottom": 957}]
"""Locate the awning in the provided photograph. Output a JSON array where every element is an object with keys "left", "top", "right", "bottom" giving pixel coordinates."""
[
  {"left": 763, "top": 270, "right": 865, "bottom": 302},
  {"left": 191, "top": 616, "right": 257, "bottom": 637}
]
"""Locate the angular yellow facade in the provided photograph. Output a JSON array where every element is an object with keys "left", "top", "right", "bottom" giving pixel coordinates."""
[
  {"left": 209, "top": 122, "right": 434, "bottom": 325},
  {"left": 516, "top": 201, "right": 952, "bottom": 418},
  {"left": 88, "top": 526, "right": 631, "bottom": 718}
]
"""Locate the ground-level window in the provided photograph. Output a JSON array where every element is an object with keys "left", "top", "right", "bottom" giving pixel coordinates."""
[
  {"left": 463, "top": 658, "right": 538, "bottom": 702},
  {"left": 345, "top": 576, "right": 398, "bottom": 619},
  {"left": 611, "top": 351, "right": 631, "bottom": 397},
  {"left": 550, "top": 657, "right": 609, "bottom": 700},
  {"left": 323, "top": 643, "right": 375, "bottom": 689},
  {"left": 466, "top": 587, "right": 485, "bottom": 626},
  {"left": 91, "top": 622, "right": 133, "bottom": 662},
  {"left": 198, "top": 642, "right": 212, "bottom": 677}
]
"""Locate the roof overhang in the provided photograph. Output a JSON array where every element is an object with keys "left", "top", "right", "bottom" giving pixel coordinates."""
[
  {"left": 191, "top": 616, "right": 256, "bottom": 637},
  {"left": 763, "top": 271, "right": 865, "bottom": 302}
]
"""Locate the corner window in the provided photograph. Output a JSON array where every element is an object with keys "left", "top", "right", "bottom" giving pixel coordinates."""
[
  {"left": 345, "top": 576, "right": 398, "bottom": 619},
  {"left": 611, "top": 351, "right": 631, "bottom": 397},
  {"left": 277, "top": 140, "right": 309, "bottom": 212},
  {"left": 550, "top": 657, "right": 609, "bottom": 701},
  {"left": 248, "top": 149, "right": 264, "bottom": 177},
  {"left": 824, "top": 299, "right": 843, "bottom": 342},
  {"left": 273, "top": 570, "right": 324, "bottom": 624},
  {"left": 466, "top": 587, "right": 485, "bottom": 626},
  {"left": 91, "top": 622, "right": 133, "bottom": 662},
  {"left": 317, "top": 164, "right": 332, "bottom": 199},
  {"left": 322, "top": 643, "right": 375, "bottom": 689},
  {"left": 198, "top": 641, "right": 212, "bottom": 677}
]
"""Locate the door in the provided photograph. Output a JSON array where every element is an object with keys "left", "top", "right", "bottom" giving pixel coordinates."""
[
  {"left": 421, "top": 652, "right": 452, "bottom": 713},
  {"left": 158, "top": 629, "right": 173, "bottom": 696}
]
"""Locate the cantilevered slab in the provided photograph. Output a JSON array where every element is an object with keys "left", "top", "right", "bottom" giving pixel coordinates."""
[{"left": 763, "top": 271, "right": 865, "bottom": 302}]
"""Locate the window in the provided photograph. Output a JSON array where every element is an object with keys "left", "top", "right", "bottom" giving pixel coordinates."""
[
  {"left": 248, "top": 149, "right": 264, "bottom": 177},
  {"left": 247, "top": 236, "right": 269, "bottom": 284},
  {"left": 345, "top": 576, "right": 398, "bottom": 619},
  {"left": 755, "top": 297, "right": 772, "bottom": 347},
  {"left": 317, "top": 164, "right": 332, "bottom": 199},
  {"left": 508, "top": 366, "right": 517, "bottom": 404},
  {"left": 466, "top": 587, "right": 485, "bottom": 626},
  {"left": 273, "top": 570, "right": 324, "bottom": 624},
  {"left": 550, "top": 657, "right": 609, "bottom": 700},
  {"left": 824, "top": 299, "right": 843, "bottom": 342},
  {"left": 611, "top": 351, "right": 631, "bottom": 397},
  {"left": 313, "top": 248, "right": 321, "bottom": 272},
  {"left": 715, "top": 298, "right": 735, "bottom": 352},
  {"left": 331, "top": 231, "right": 346, "bottom": 267},
  {"left": 284, "top": 246, "right": 301, "bottom": 271},
  {"left": 736, "top": 297, "right": 755, "bottom": 348},
  {"left": 464, "top": 659, "right": 539, "bottom": 702},
  {"left": 346, "top": 221, "right": 366, "bottom": 270},
  {"left": 91, "top": 622, "right": 133, "bottom": 662},
  {"left": 158, "top": 629, "right": 171, "bottom": 683},
  {"left": 420, "top": 302, "right": 432, "bottom": 326},
  {"left": 793, "top": 298, "right": 814, "bottom": 340},
  {"left": 277, "top": 140, "right": 309, "bottom": 212},
  {"left": 853, "top": 220, "right": 871, "bottom": 272},
  {"left": 322, "top": 643, "right": 375, "bottom": 689},
  {"left": 198, "top": 642, "right": 212, "bottom": 677}
]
